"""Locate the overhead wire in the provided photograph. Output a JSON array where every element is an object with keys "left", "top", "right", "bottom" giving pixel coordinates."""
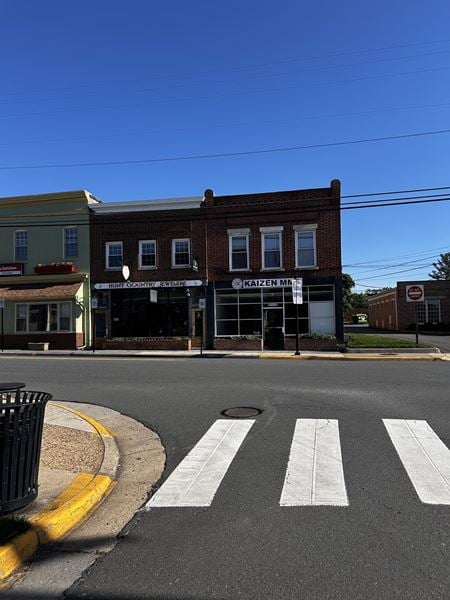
[{"left": 0, "top": 127, "right": 450, "bottom": 171}]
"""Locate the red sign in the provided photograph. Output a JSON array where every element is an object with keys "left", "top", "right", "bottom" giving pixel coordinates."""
[
  {"left": 406, "top": 284, "right": 424, "bottom": 302},
  {"left": 0, "top": 263, "right": 23, "bottom": 276}
]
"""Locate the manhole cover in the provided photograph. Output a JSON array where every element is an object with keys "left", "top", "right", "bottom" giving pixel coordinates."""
[{"left": 221, "top": 407, "right": 263, "bottom": 418}]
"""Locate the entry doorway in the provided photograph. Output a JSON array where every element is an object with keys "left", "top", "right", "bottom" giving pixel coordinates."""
[{"left": 263, "top": 308, "right": 284, "bottom": 350}]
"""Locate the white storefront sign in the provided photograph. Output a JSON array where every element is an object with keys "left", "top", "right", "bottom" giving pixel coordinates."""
[
  {"left": 94, "top": 280, "right": 205, "bottom": 290},
  {"left": 231, "top": 277, "right": 294, "bottom": 289},
  {"left": 292, "top": 278, "right": 303, "bottom": 305}
]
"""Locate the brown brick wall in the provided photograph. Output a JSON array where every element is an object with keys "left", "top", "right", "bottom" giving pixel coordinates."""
[
  {"left": 3, "top": 333, "right": 83, "bottom": 350},
  {"left": 396, "top": 281, "right": 450, "bottom": 330},
  {"left": 368, "top": 291, "right": 398, "bottom": 330},
  {"left": 91, "top": 181, "right": 341, "bottom": 284}
]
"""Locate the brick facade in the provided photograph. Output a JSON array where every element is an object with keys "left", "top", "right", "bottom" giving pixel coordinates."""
[
  {"left": 368, "top": 280, "right": 450, "bottom": 331},
  {"left": 91, "top": 180, "right": 343, "bottom": 349}
]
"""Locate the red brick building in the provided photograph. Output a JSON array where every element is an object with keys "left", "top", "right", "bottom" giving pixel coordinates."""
[
  {"left": 90, "top": 181, "right": 343, "bottom": 350},
  {"left": 368, "top": 280, "right": 450, "bottom": 332}
]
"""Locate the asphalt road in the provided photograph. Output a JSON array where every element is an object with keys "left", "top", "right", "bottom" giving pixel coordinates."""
[{"left": 1, "top": 356, "right": 449, "bottom": 600}]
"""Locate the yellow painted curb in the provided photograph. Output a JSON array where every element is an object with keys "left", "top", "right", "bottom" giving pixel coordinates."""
[
  {"left": 51, "top": 402, "right": 115, "bottom": 437},
  {"left": 259, "top": 353, "right": 449, "bottom": 361},
  {"left": 0, "top": 472, "right": 115, "bottom": 580}
]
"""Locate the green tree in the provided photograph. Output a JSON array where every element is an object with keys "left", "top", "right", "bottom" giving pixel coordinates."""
[
  {"left": 342, "top": 273, "right": 355, "bottom": 314},
  {"left": 429, "top": 252, "right": 450, "bottom": 280}
]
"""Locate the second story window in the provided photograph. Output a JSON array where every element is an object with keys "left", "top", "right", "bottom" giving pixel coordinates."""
[
  {"left": 228, "top": 229, "right": 249, "bottom": 271},
  {"left": 139, "top": 240, "right": 156, "bottom": 268},
  {"left": 106, "top": 241, "right": 123, "bottom": 269},
  {"left": 64, "top": 227, "right": 78, "bottom": 258},
  {"left": 294, "top": 225, "right": 317, "bottom": 268},
  {"left": 15, "top": 230, "right": 28, "bottom": 261},
  {"left": 261, "top": 227, "right": 283, "bottom": 270},
  {"left": 172, "top": 239, "right": 190, "bottom": 267}
]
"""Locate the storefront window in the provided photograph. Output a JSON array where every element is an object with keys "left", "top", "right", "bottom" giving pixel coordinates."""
[
  {"left": 215, "top": 284, "right": 334, "bottom": 337},
  {"left": 17, "top": 302, "right": 72, "bottom": 333},
  {"left": 110, "top": 289, "right": 189, "bottom": 337},
  {"left": 16, "top": 304, "right": 27, "bottom": 331}
]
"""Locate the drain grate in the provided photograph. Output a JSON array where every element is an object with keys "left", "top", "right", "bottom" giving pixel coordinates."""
[{"left": 221, "top": 407, "right": 263, "bottom": 418}]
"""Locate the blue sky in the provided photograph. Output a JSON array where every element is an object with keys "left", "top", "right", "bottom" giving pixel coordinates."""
[{"left": 1, "top": 1, "right": 449, "bottom": 290}]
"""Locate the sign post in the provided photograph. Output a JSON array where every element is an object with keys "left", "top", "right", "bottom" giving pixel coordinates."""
[
  {"left": 0, "top": 298, "right": 4, "bottom": 353},
  {"left": 91, "top": 297, "right": 98, "bottom": 353},
  {"left": 405, "top": 284, "right": 424, "bottom": 346},
  {"left": 292, "top": 278, "right": 303, "bottom": 356},
  {"left": 198, "top": 298, "right": 206, "bottom": 357}
]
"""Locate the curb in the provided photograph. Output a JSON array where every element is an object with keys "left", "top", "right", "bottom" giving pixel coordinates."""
[
  {"left": 259, "top": 353, "right": 450, "bottom": 361},
  {"left": 0, "top": 403, "right": 119, "bottom": 581}
]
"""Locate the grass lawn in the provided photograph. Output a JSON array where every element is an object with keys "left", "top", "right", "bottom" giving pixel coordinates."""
[{"left": 347, "top": 333, "right": 431, "bottom": 348}]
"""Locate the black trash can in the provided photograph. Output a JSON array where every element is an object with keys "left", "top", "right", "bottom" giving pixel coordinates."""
[{"left": 0, "top": 387, "right": 52, "bottom": 513}]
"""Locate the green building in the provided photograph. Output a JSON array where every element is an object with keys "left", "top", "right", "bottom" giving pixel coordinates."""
[{"left": 0, "top": 190, "right": 100, "bottom": 349}]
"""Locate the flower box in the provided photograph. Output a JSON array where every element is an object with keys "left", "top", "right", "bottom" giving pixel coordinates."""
[{"left": 34, "top": 263, "right": 77, "bottom": 274}]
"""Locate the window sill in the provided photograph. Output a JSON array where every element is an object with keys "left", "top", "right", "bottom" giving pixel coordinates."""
[
  {"left": 171, "top": 265, "right": 191, "bottom": 269},
  {"left": 229, "top": 269, "right": 251, "bottom": 273},
  {"left": 261, "top": 268, "right": 284, "bottom": 272},
  {"left": 138, "top": 266, "right": 158, "bottom": 270},
  {"left": 105, "top": 267, "right": 123, "bottom": 271},
  {"left": 295, "top": 266, "right": 319, "bottom": 270}
]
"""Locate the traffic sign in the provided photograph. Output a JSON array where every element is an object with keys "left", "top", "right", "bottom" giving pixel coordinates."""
[
  {"left": 198, "top": 298, "right": 206, "bottom": 310},
  {"left": 406, "top": 284, "right": 424, "bottom": 303},
  {"left": 292, "top": 278, "right": 303, "bottom": 305}
]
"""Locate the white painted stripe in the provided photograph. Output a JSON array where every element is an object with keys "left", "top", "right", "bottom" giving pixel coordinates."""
[
  {"left": 146, "top": 419, "right": 254, "bottom": 508},
  {"left": 383, "top": 419, "right": 450, "bottom": 504},
  {"left": 280, "top": 419, "right": 348, "bottom": 506}
]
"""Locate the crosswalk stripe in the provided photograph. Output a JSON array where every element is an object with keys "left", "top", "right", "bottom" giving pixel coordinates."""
[
  {"left": 383, "top": 419, "right": 450, "bottom": 504},
  {"left": 146, "top": 419, "right": 254, "bottom": 508},
  {"left": 280, "top": 419, "right": 348, "bottom": 506}
]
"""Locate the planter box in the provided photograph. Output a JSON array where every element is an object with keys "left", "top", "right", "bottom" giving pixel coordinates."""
[
  {"left": 213, "top": 338, "right": 261, "bottom": 350},
  {"left": 101, "top": 338, "right": 191, "bottom": 350},
  {"left": 34, "top": 264, "right": 77, "bottom": 274},
  {"left": 284, "top": 337, "right": 337, "bottom": 351},
  {"left": 28, "top": 342, "right": 49, "bottom": 351}
]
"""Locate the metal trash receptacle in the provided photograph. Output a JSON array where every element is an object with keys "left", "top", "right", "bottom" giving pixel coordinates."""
[{"left": 0, "top": 384, "right": 52, "bottom": 513}]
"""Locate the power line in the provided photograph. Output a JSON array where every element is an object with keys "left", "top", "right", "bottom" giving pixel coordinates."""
[
  {"left": 3, "top": 49, "right": 450, "bottom": 108},
  {"left": 355, "top": 264, "right": 434, "bottom": 281},
  {"left": 2, "top": 100, "right": 450, "bottom": 149},
  {"left": 343, "top": 244, "right": 450, "bottom": 266},
  {"left": 0, "top": 127, "right": 449, "bottom": 171},
  {"left": 2, "top": 65, "right": 450, "bottom": 121},
  {"left": 3, "top": 38, "right": 450, "bottom": 99},
  {"left": 0, "top": 195, "right": 449, "bottom": 229}
]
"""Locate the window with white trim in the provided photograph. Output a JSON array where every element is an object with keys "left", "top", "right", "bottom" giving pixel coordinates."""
[
  {"left": 229, "top": 232, "right": 249, "bottom": 271},
  {"left": 294, "top": 225, "right": 317, "bottom": 268},
  {"left": 139, "top": 240, "right": 156, "bottom": 268},
  {"left": 16, "top": 302, "right": 72, "bottom": 333},
  {"left": 172, "top": 239, "right": 190, "bottom": 267},
  {"left": 64, "top": 227, "right": 78, "bottom": 258},
  {"left": 262, "top": 231, "right": 282, "bottom": 269},
  {"left": 416, "top": 299, "right": 441, "bottom": 324},
  {"left": 16, "top": 304, "right": 27, "bottom": 332},
  {"left": 15, "top": 230, "right": 28, "bottom": 261},
  {"left": 106, "top": 242, "right": 123, "bottom": 269}
]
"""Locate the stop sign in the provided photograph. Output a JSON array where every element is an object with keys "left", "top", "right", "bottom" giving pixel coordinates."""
[{"left": 406, "top": 284, "right": 424, "bottom": 302}]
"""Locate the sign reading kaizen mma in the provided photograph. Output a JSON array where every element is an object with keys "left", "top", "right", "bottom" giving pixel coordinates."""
[
  {"left": 232, "top": 278, "right": 293, "bottom": 289},
  {"left": 406, "top": 284, "right": 424, "bottom": 302}
]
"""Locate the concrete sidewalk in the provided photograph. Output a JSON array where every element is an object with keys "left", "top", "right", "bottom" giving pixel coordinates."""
[
  {"left": 0, "top": 348, "right": 449, "bottom": 361},
  {"left": 1, "top": 401, "right": 165, "bottom": 595}
]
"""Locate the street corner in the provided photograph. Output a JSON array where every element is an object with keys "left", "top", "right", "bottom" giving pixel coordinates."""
[
  {"left": 0, "top": 401, "right": 118, "bottom": 582},
  {"left": 3, "top": 401, "right": 165, "bottom": 594}
]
